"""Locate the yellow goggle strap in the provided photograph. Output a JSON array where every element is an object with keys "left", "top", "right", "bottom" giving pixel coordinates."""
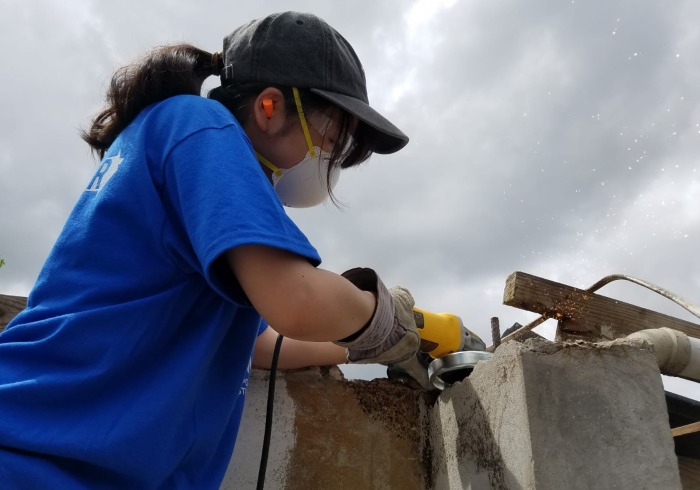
[
  {"left": 255, "top": 151, "right": 283, "bottom": 178},
  {"left": 292, "top": 87, "right": 316, "bottom": 157}
]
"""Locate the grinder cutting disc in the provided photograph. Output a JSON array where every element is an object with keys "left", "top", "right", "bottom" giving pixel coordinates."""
[{"left": 428, "top": 351, "right": 493, "bottom": 390}]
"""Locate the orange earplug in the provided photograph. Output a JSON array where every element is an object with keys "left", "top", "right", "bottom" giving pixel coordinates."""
[{"left": 262, "top": 99, "right": 274, "bottom": 118}]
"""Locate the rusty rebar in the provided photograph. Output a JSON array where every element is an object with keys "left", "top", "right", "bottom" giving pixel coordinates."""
[{"left": 491, "top": 317, "right": 501, "bottom": 350}]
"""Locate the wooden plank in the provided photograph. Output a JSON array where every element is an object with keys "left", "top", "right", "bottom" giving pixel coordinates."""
[
  {"left": 503, "top": 271, "right": 700, "bottom": 342},
  {"left": 0, "top": 294, "right": 27, "bottom": 332},
  {"left": 673, "top": 421, "right": 700, "bottom": 438},
  {"left": 679, "top": 456, "right": 700, "bottom": 490}
]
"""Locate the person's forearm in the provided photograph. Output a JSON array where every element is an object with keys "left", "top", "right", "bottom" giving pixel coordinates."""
[
  {"left": 226, "top": 245, "right": 376, "bottom": 341},
  {"left": 253, "top": 326, "right": 347, "bottom": 369}
]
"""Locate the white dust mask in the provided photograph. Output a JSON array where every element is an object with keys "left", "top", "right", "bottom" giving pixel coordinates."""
[
  {"left": 263, "top": 148, "right": 339, "bottom": 208},
  {"left": 256, "top": 87, "right": 341, "bottom": 208}
]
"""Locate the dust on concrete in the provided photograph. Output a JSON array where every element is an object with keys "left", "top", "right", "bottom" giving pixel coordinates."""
[
  {"left": 513, "top": 336, "right": 654, "bottom": 358},
  {"left": 283, "top": 367, "right": 429, "bottom": 490},
  {"left": 452, "top": 369, "right": 510, "bottom": 489},
  {"left": 456, "top": 407, "right": 507, "bottom": 489},
  {"left": 347, "top": 378, "right": 436, "bottom": 488},
  {"left": 346, "top": 378, "right": 430, "bottom": 445}
]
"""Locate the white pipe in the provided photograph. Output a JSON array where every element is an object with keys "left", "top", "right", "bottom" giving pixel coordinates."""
[{"left": 627, "top": 328, "right": 700, "bottom": 381}]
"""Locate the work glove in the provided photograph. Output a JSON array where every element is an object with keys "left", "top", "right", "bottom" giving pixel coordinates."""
[{"left": 334, "top": 268, "right": 420, "bottom": 365}]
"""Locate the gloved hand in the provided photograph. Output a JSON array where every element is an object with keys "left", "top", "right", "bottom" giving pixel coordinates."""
[{"left": 333, "top": 268, "right": 420, "bottom": 365}]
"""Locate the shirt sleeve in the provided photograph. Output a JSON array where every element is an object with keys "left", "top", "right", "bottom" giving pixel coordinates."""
[{"left": 159, "top": 116, "right": 321, "bottom": 303}]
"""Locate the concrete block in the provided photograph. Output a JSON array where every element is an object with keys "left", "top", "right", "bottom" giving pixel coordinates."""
[
  {"left": 430, "top": 338, "right": 682, "bottom": 490},
  {"left": 222, "top": 367, "right": 431, "bottom": 489},
  {"left": 430, "top": 342, "right": 530, "bottom": 489}
]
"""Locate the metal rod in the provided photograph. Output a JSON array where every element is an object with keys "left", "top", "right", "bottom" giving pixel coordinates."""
[{"left": 490, "top": 317, "right": 501, "bottom": 350}]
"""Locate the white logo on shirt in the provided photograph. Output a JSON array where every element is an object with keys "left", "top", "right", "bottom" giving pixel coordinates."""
[
  {"left": 239, "top": 357, "right": 252, "bottom": 396},
  {"left": 86, "top": 151, "right": 123, "bottom": 192}
]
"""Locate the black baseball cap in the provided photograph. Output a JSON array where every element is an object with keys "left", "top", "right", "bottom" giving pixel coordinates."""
[{"left": 220, "top": 11, "right": 409, "bottom": 154}]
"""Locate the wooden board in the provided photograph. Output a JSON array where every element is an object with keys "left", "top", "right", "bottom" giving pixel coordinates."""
[
  {"left": 503, "top": 271, "right": 700, "bottom": 342},
  {"left": 678, "top": 456, "right": 700, "bottom": 490},
  {"left": 673, "top": 421, "right": 700, "bottom": 438},
  {"left": 0, "top": 295, "right": 27, "bottom": 332}
]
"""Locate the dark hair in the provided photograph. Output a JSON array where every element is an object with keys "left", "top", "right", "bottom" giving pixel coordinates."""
[
  {"left": 83, "top": 43, "right": 377, "bottom": 199},
  {"left": 209, "top": 84, "right": 376, "bottom": 200},
  {"left": 81, "top": 44, "right": 221, "bottom": 158}
]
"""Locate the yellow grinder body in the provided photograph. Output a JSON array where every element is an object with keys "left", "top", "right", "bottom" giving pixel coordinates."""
[{"left": 413, "top": 307, "right": 465, "bottom": 358}]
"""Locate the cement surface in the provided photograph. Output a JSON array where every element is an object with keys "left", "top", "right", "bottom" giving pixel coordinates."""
[
  {"left": 521, "top": 338, "right": 681, "bottom": 490},
  {"left": 430, "top": 338, "right": 682, "bottom": 490},
  {"left": 431, "top": 341, "right": 531, "bottom": 490},
  {"left": 224, "top": 339, "right": 682, "bottom": 489},
  {"left": 222, "top": 366, "right": 429, "bottom": 489},
  {"left": 222, "top": 369, "right": 296, "bottom": 489}
]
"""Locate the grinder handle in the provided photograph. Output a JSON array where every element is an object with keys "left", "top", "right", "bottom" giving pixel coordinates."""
[{"left": 412, "top": 308, "right": 464, "bottom": 358}]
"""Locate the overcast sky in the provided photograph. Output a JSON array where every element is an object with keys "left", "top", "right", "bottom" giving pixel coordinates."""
[{"left": 1, "top": 0, "right": 699, "bottom": 398}]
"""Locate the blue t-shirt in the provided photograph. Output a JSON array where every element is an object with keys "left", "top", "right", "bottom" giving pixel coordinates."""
[{"left": 0, "top": 95, "right": 320, "bottom": 489}]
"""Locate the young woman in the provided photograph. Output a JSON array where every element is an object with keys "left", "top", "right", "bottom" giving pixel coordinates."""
[{"left": 0, "top": 11, "right": 421, "bottom": 489}]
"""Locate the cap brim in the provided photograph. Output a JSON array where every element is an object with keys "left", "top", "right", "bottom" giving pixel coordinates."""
[{"left": 310, "top": 89, "right": 409, "bottom": 154}]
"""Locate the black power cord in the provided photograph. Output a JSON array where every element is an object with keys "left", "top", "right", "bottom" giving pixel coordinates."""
[{"left": 256, "top": 333, "right": 284, "bottom": 490}]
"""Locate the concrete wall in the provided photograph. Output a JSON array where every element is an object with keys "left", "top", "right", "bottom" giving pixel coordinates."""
[
  {"left": 430, "top": 338, "right": 681, "bottom": 490},
  {"left": 223, "top": 338, "right": 682, "bottom": 489},
  {"left": 222, "top": 367, "right": 431, "bottom": 489}
]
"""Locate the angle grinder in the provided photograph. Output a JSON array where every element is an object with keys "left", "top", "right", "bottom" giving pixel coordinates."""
[{"left": 388, "top": 308, "right": 493, "bottom": 390}]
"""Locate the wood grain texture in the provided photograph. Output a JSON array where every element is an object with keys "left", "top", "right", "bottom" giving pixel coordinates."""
[
  {"left": 0, "top": 294, "right": 27, "bottom": 332},
  {"left": 503, "top": 271, "right": 700, "bottom": 342},
  {"left": 672, "top": 421, "right": 700, "bottom": 438}
]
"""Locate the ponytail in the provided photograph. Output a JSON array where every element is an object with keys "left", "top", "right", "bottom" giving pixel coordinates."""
[{"left": 81, "top": 44, "right": 223, "bottom": 157}]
